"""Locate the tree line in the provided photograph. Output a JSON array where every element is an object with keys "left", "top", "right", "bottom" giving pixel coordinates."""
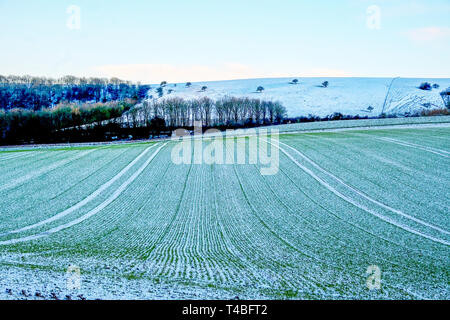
[
  {"left": 0, "top": 100, "right": 135, "bottom": 144},
  {"left": 0, "top": 75, "right": 150, "bottom": 111},
  {"left": 0, "top": 96, "right": 286, "bottom": 145},
  {"left": 128, "top": 96, "right": 287, "bottom": 129}
]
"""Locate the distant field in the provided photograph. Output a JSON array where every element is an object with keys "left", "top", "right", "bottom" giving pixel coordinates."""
[{"left": 0, "top": 119, "right": 449, "bottom": 299}]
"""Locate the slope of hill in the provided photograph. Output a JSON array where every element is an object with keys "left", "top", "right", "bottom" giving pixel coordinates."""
[{"left": 151, "top": 77, "right": 450, "bottom": 117}]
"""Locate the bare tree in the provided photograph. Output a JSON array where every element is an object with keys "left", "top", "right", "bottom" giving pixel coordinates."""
[
  {"left": 441, "top": 88, "right": 450, "bottom": 108},
  {"left": 200, "top": 97, "right": 213, "bottom": 127}
]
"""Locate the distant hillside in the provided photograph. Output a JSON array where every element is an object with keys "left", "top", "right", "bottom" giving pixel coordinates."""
[
  {"left": 148, "top": 77, "right": 450, "bottom": 117},
  {"left": 0, "top": 75, "right": 150, "bottom": 111}
]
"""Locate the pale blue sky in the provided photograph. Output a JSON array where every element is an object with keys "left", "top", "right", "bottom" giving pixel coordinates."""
[{"left": 0, "top": 0, "right": 449, "bottom": 82}]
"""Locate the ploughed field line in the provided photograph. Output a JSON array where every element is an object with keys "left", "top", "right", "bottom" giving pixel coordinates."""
[
  {"left": 269, "top": 139, "right": 449, "bottom": 245},
  {"left": 277, "top": 140, "right": 449, "bottom": 238},
  {"left": 260, "top": 137, "right": 445, "bottom": 296},
  {"left": 0, "top": 146, "right": 131, "bottom": 228},
  {"left": 0, "top": 143, "right": 166, "bottom": 245},
  {"left": 233, "top": 152, "right": 438, "bottom": 298},
  {"left": 284, "top": 132, "right": 449, "bottom": 230},
  {"left": 0, "top": 151, "right": 36, "bottom": 162},
  {"left": 0, "top": 149, "right": 97, "bottom": 192},
  {"left": 0, "top": 146, "right": 150, "bottom": 232},
  {"left": 374, "top": 137, "right": 449, "bottom": 158},
  {"left": 0, "top": 144, "right": 159, "bottom": 236},
  {"left": 0, "top": 150, "right": 71, "bottom": 181},
  {"left": 0, "top": 125, "right": 448, "bottom": 299},
  {"left": 257, "top": 158, "right": 442, "bottom": 297}
]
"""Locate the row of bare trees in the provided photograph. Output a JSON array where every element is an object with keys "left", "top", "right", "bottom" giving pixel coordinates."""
[{"left": 126, "top": 96, "right": 286, "bottom": 128}]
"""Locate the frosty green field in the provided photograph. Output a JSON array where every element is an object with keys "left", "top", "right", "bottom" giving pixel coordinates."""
[{"left": 0, "top": 119, "right": 449, "bottom": 300}]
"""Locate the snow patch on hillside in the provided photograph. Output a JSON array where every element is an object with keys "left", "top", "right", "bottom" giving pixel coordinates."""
[{"left": 147, "top": 77, "right": 449, "bottom": 117}]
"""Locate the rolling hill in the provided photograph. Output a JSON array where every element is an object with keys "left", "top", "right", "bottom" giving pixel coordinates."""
[{"left": 151, "top": 77, "right": 450, "bottom": 117}]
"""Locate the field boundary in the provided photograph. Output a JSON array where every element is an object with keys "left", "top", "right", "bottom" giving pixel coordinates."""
[{"left": 1, "top": 118, "right": 450, "bottom": 151}]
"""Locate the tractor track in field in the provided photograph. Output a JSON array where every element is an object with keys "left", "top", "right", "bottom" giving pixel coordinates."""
[
  {"left": 265, "top": 139, "right": 450, "bottom": 246},
  {"left": 0, "top": 143, "right": 167, "bottom": 245},
  {"left": 0, "top": 144, "right": 159, "bottom": 237},
  {"left": 276, "top": 162, "right": 445, "bottom": 265},
  {"left": 233, "top": 163, "right": 425, "bottom": 298},
  {"left": 67, "top": 153, "right": 173, "bottom": 260},
  {"left": 276, "top": 160, "right": 448, "bottom": 286},
  {"left": 0, "top": 147, "right": 132, "bottom": 225},
  {"left": 298, "top": 134, "right": 450, "bottom": 225},
  {"left": 0, "top": 152, "right": 36, "bottom": 162},
  {"left": 278, "top": 140, "right": 450, "bottom": 237},
  {"left": 303, "top": 132, "right": 449, "bottom": 187},
  {"left": 374, "top": 137, "right": 450, "bottom": 158},
  {"left": 245, "top": 150, "right": 436, "bottom": 296},
  {"left": 0, "top": 149, "right": 98, "bottom": 193},
  {"left": 0, "top": 151, "right": 70, "bottom": 179},
  {"left": 255, "top": 163, "right": 439, "bottom": 278}
]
